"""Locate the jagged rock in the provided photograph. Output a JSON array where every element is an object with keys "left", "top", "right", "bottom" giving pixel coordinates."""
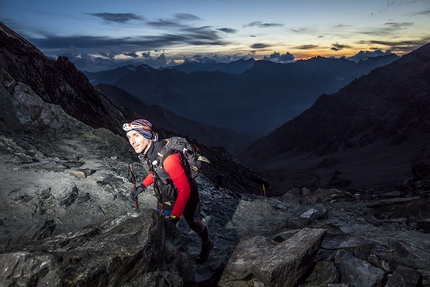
[
  {"left": 366, "top": 196, "right": 421, "bottom": 208},
  {"left": 300, "top": 261, "right": 340, "bottom": 286},
  {"left": 59, "top": 185, "right": 79, "bottom": 207},
  {"left": 321, "top": 233, "right": 374, "bottom": 255},
  {"left": 219, "top": 228, "right": 326, "bottom": 287},
  {"left": 419, "top": 269, "right": 430, "bottom": 287},
  {"left": 0, "top": 209, "right": 195, "bottom": 287},
  {"left": 65, "top": 169, "right": 87, "bottom": 179},
  {"left": 299, "top": 208, "right": 327, "bottom": 225},
  {"left": 417, "top": 219, "right": 430, "bottom": 233},
  {"left": 273, "top": 229, "right": 301, "bottom": 242},
  {"left": 387, "top": 238, "right": 430, "bottom": 268},
  {"left": 411, "top": 161, "right": 430, "bottom": 180},
  {"left": 335, "top": 249, "right": 385, "bottom": 287},
  {"left": 385, "top": 265, "right": 421, "bottom": 287}
]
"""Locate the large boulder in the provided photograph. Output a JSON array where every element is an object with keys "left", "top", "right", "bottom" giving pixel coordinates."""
[
  {"left": 0, "top": 209, "right": 196, "bottom": 287},
  {"left": 219, "top": 227, "right": 326, "bottom": 287}
]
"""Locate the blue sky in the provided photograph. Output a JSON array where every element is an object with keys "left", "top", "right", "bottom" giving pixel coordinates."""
[{"left": 1, "top": 0, "right": 429, "bottom": 71}]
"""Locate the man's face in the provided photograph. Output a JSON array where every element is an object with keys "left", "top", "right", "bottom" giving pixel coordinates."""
[{"left": 127, "top": 130, "right": 151, "bottom": 153}]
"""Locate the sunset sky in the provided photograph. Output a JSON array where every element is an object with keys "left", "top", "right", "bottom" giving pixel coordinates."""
[{"left": 1, "top": 0, "right": 429, "bottom": 71}]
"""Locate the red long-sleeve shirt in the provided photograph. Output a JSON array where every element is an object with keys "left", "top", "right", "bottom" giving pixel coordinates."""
[{"left": 142, "top": 153, "right": 190, "bottom": 218}]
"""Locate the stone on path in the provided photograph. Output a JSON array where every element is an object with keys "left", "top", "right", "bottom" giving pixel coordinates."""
[{"left": 219, "top": 227, "right": 326, "bottom": 287}]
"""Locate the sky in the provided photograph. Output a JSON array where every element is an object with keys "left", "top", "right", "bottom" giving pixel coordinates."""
[{"left": 1, "top": 0, "right": 430, "bottom": 72}]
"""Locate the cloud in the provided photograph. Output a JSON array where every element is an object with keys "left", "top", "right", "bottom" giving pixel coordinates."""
[
  {"left": 148, "top": 13, "right": 200, "bottom": 28},
  {"left": 28, "top": 23, "right": 231, "bottom": 72},
  {"left": 384, "top": 22, "right": 414, "bottom": 29},
  {"left": 331, "top": 43, "right": 351, "bottom": 51},
  {"left": 218, "top": 28, "right": 238, "bottom": 33},
  {"left": 250, "top": 43, "right": 271, "bottom": 49},
  {"left": 409, "top": 9, "right": 430, "bottom": 16},
  {"left": 262, "top": 51, "right": 294, "bottom": 63},
  {"left": 360, "top": 21, "right": 414, "bottom": 36},
  {"left": 347, "top": 49, "right": 393, "bottom": 62},
  {"left": 29, "top": 24, "right": 228, "bottom": 52},
  {"left": 332, "top": 24, "right": 352, "bottom": 28},
  {"left": 147, "top": 19, "right": 184, "bottom": 28},
  {"left": 124, "top": 52, "right": 139, "bottom": 58},
  {"left": 174, "top": 13, "right": 201, "bottom": 21},
  {"left": 288, "top": 27, "right": 316, "bottom": 34},
  {"left": 357, "top": 37, "right": 430, "bottom": 54},
  {"left": 243, "top": 21, "right": 284, "bottom": 28},
  {"left": 87, "top": 13, "right": 143, "bottom": 23},
  {"left": 141, "top": 52, "right": 151, "bottom": 58},
  {"left": 295, "top": 44, "right": 319, "bottom": 50},
  {"left": 58, "top": 51, "right": 170, "bottom": 72},
  {"left": 182, "top": 53, "right": 253, "bottom": 64}
]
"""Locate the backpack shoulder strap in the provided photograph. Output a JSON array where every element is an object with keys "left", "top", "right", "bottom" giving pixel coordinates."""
[{"left": 157, "top": 138, "right": 177, "bottom": 164}]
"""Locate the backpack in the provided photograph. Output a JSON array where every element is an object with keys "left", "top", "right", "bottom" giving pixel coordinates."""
[{"left": 153, "top": 136, "right": 210, "bottom": 180}]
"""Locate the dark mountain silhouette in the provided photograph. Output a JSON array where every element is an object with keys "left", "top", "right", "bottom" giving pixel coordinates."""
[
  {"left": 239, "top": 43, "right": 430, "bottom": 190},
  {"left": 166, "top": 58, "right": 256, "bottom": 74},
  {"left": 85, "top": 54, "right": 399, "bottom": 135},
  {"left": 84, "top": 59, "right": 256, "bottom": 86},
  {"left": 96, "top": 83, "right": 258, "bottom": 154},
  {"left": 85, "top": 65, "right": 136, "bottom": 85},
  {"left": 0, "top": 22, "right": 138, "bottom": 136}
]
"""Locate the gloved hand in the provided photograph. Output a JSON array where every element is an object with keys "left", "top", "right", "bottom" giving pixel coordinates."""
[
  {"left": 130, "top": 184, "right": 145, "bottom": 201},
  {"left": 166, "top": 215, "right": 180, "bottom": 226}
]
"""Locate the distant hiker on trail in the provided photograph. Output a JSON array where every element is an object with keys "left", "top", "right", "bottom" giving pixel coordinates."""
[{"left": 123, "top": 119, "right": 213, "bottom": 264}]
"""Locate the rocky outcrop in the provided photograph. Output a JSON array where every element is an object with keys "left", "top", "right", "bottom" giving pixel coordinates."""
[
  {"left": 1, "top": 210, "right": 195, "bottom": 287},
  {"left": 219, "top": 228, "right": 326, "bottom": 287},
  {"left": 0, "top": 21, "right": 139, "bottom": 136},
  {"left": 216, "top": 181, "right": 430, "bottom": 286}
]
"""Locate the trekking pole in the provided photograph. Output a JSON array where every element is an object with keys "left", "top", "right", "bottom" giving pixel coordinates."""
[{"left": 128, "top": 163, "right": 139, "bottom": 209}]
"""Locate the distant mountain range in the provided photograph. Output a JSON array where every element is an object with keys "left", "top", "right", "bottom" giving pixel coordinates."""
[
  {"left": 84, "top": 54, "right": 399, "bottom": 135},
  {"left": 239, "top": 42, "right": 430, "bottom": 190},
  {"left": 165, "top": 58, "right": 256, "bottom": 74}
]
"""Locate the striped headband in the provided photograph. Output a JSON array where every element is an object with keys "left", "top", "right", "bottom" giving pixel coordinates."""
[{"left": 123, "top": 119, "right": 158, "bottom": 141}]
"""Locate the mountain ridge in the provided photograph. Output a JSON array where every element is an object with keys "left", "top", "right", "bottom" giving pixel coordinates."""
[
  {"left": 239, "top": 42, "right": 430, "bottom": 190},
  {"left": 85, "top": 53, "right": 399, "bottom": 135}
]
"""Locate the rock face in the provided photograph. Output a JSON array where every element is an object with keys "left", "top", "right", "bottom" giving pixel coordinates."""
[
  {"left": 219, "top": 228, "right": 326, "bottom": 287},
  {"left": 214, "top": 182, "right": 430, "bottom": 287},
  {"left": 0, "top": 22, "right": 138, "bottom": 136},
  {"left": 1, "top": 210, "right": 195, "bottom": 287}
]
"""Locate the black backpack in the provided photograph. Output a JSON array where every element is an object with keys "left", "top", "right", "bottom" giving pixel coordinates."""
[{"left": 152, "top": 137, "right": 210, "bottom": 180}]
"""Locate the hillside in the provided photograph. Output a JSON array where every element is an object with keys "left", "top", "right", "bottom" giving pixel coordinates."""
[{"left": 239, "top": 43, "right": 430, "bottom": 191}]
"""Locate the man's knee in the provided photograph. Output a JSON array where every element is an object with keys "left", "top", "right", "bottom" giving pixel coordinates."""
[{"left": 187, "top": 219, "right": 205, "bottom": 233}]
